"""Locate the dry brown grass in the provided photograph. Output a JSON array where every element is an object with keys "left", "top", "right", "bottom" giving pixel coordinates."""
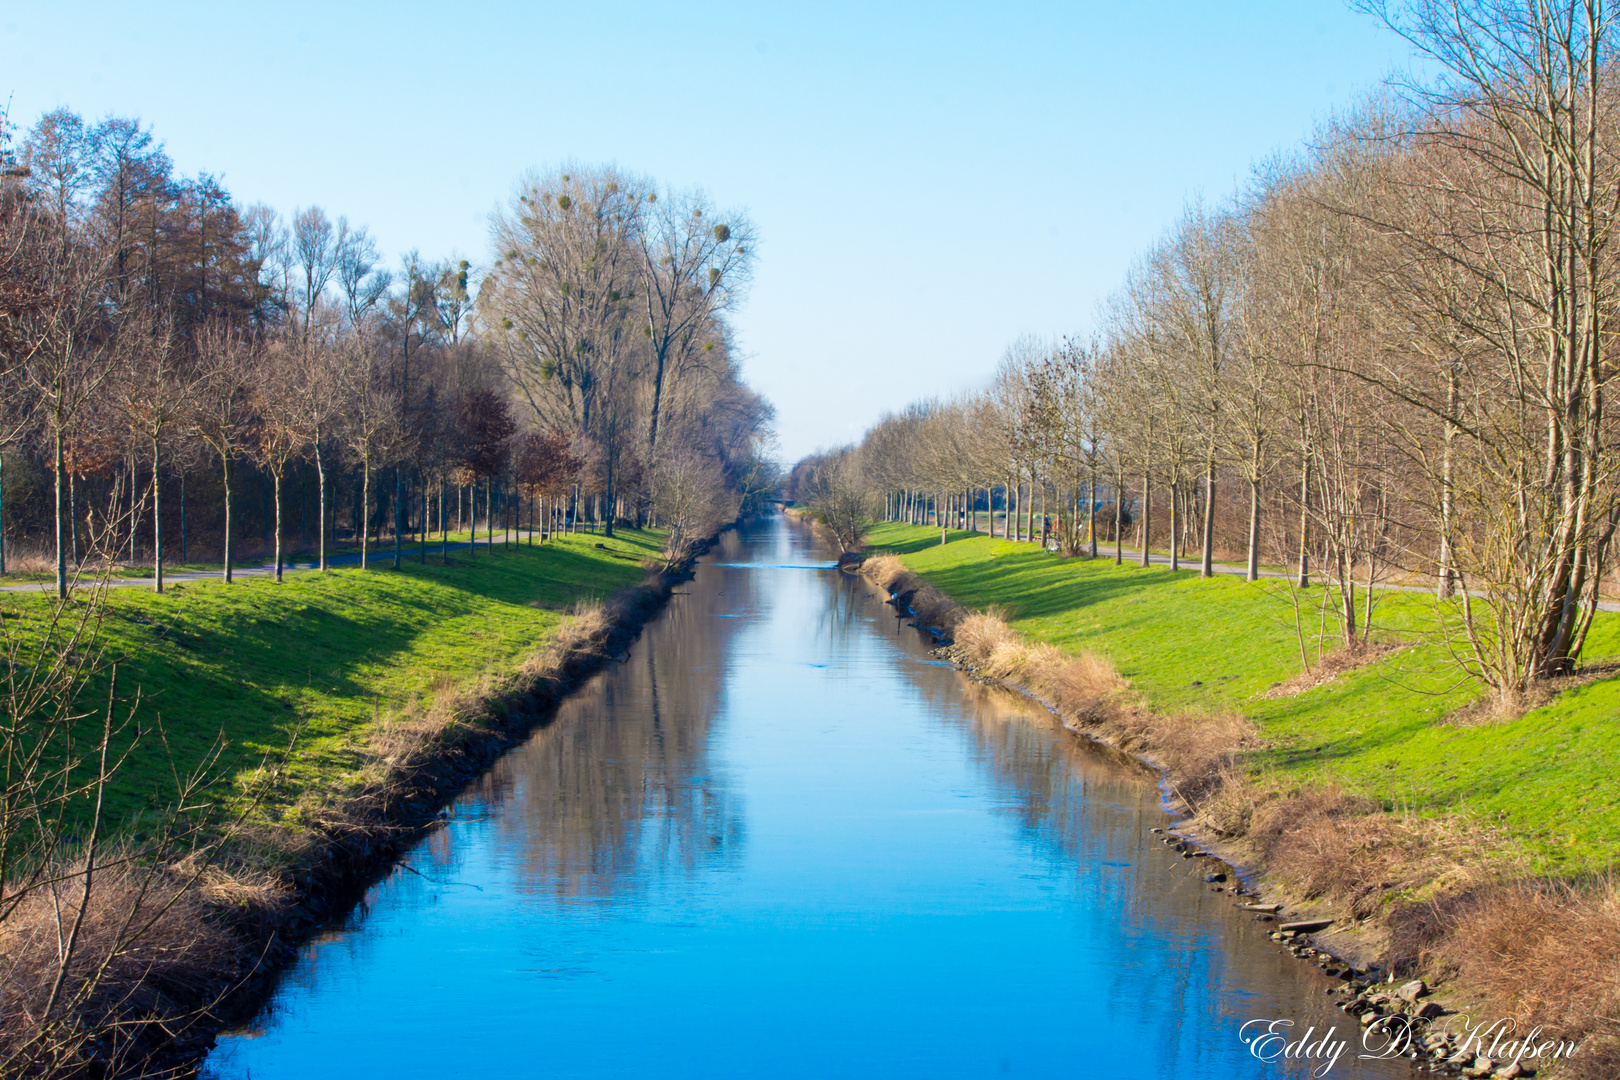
[
  {"left": 0, "top": 859, "right": 244, "bottom": 1074},
  {"left": 860, "top": 554, "right": 910, "bottom": 593},
  {"left": 1387, "top": 880, "right": 1620, "bottom": 1069},
  {"left": 1237, "top": 785, "right": 1513, "bottom": 920},
  {"left": 950, "top": 610, "right": 1019, "bottom": 665},
  {"left": 860, "top": 556, "right": 965, "bottom": 633},
  {"left": 0, "top": 543, "right": 58, "bottom": 574}
]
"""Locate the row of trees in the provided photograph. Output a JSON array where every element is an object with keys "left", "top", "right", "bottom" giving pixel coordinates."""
[
  {"left": 1, "top": 113, "right": 776, "bottom": 596},
  {"left": 800, "top": 0, "right": 1620, "bottom": 708},
  {"left": 482, "top": 165, "right": 776, "bottom": 553}
]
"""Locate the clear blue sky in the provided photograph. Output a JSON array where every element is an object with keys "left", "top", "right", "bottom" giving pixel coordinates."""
[{"left": 4, "top": 2, "right": 1415, "bottom": 462}]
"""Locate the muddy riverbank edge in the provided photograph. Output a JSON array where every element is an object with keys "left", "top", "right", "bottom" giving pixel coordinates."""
[
  {"left": 135, "top": 535, "right": 725, "bottom": 1077},
  {"left": 850, "top": 549, "right": 1609, "bottom": 1080}
]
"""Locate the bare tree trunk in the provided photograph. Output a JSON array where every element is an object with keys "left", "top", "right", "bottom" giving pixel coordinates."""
[
  {"left": 1296, "top": 448, "right": 1310, "bottom": 589},
  {"left": 152, "top": 438, "right": 163, "bottom": 593},
  {"left": 128, "top": 456, "right": 138, "bottom": 562},
  {"left": 360, "top": 453, "right": 370, "bottom": 570},
  {"left": 393, "top": 467, "right": 402, "bottom": 569},
  {"left": 1087, "top": 467, "right": 1098, "bottom": 558},
  {"left": 1437, "top": 365, "right": 1457, "bottom": 600},
  {"left": 315, "top": 438, "right": 329, "bottom": 572},
  {"left": 272, "top": 469, "right": 284, "bottom": 583},
  {"left": 70, "top": 470, "right": 79, "bottom": 567},
  {"left": 221, "top": 453, "right": 234, "bottom": 584},
  {"left": 1200, "top": 454, "right": 1216, "bottom": 578},
  {"left": 1139, "top": 468, "right": 1152, "bottom": 569},
  {"left": 1246, "top": 476, "right": 1260, "bottom": 582},
  {"left": 1114, "top": 465, "right": 1124, "bottom": 565},
  {"left": 1168, "top": 481, "right": 1180, "bottom": 571},
  {"left": 1339, "top": 547, "right": 1357, "bottom": 645},
  {"left": 55, "top": 425, "right": 69, "bottom": 598}
]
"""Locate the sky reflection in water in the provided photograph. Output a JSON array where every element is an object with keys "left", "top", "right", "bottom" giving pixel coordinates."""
[{"left": 205, "top": 518, "right": 1404, "bottom": 1079}]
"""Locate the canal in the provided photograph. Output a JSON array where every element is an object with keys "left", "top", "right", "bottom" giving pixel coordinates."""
[{"left": 205, "top": 515, "right": 1404, "bottom": 1079}]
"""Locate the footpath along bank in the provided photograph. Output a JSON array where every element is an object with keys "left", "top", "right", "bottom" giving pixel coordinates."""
[
  {"left": 0, "top": 528, "right": 693, "bottom": 1077},
  {"left": 856, "top": 521, "right": 1620, "bottom": 1080}
]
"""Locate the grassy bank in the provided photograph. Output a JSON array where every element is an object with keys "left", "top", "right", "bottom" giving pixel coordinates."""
[
  {"left": 0, "top": 529, "right": 664, "bottom": 836},
  {"left": 864, "top": 522, "right": 1620, "bottom": 876},
  {"left": 1, "top": 527, "right": 674, "bottom": 1075}
]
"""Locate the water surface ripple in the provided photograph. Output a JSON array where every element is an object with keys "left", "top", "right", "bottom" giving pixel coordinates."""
[{"left": 206, "top": 517, "right": 1406, "bottom": 1079}]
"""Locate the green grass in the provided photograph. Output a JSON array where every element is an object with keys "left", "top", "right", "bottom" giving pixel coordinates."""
[
  {"left": 0, "top": 529, "right": 663, "bottom": 833},
  {"left": 868, "top": 522, "right": 1620, "bottom": 875}
]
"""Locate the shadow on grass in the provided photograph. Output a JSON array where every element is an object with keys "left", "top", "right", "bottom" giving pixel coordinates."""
[{"left": 25, "top": 530, "right": 665, "bottom": 826}]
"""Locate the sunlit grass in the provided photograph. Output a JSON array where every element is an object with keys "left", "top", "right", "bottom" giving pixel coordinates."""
[
  {"left": 869, "top": 521, "right": 1620, "bottom": 875},
  {"left": 0, "top": 529, "right": 664, "bottom": 830}
]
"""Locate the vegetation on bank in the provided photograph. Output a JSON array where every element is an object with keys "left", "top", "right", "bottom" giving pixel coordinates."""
[
  {"left": 1, "top": 528, "right": 665, "bottom": 835},
  {"left": 865, "top": 522, "right": 1620, "bottom": 874},
  {"left": 0, "top": 529, "right": 667, "bottom": 1075}
]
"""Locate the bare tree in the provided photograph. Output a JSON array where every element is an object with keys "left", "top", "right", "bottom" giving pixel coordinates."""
[
  {"left": 193, "top": 322, "right": 257, "bottom": 583},
  {"left": 110, "top": 310, "right": 207, "bottom": 592},
  {"left": 291, "top": 205, "right": 336, "bottom": 342}
]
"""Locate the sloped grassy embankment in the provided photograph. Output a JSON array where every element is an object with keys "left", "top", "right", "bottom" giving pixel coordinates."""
[
  {"left": 861, "top": 521, "right": 1620, "bottom": 1079},
  {"left": 0, "top": 529, "right": 673, "bottom": 1076}
]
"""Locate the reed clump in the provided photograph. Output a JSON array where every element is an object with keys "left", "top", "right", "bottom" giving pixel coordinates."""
[{"left": 860, "top": 555, "right": 964, "bottom": 634}]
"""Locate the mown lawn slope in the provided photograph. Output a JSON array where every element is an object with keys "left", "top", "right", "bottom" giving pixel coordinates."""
[
  {"left": 0, "top": 530, "right": 663, "bottom": 832},
  {"left": 868, "top": 522, "right": 1620, "bottom": 875}
]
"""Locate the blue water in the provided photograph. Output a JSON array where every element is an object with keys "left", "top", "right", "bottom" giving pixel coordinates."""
[{"left": 205, "top": 517, "right": 1404, "bottom": 1079}]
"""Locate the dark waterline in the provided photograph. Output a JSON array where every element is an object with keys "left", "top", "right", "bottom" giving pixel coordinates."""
[{"left": 205, "top": 517, "right": 1406, "bottom": 1079}]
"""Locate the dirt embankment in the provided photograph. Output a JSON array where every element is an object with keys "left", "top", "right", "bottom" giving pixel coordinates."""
[
  {"left": 2, "top": 542, "right": 717, "bottom": 1079},
  {"left": 858, "top": 552, "right": 1620, "bottom": 1080}
]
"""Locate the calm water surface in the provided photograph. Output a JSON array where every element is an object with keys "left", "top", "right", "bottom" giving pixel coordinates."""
[{"left": 205, "top": 517, "right": 1407, "bottom": 1079}]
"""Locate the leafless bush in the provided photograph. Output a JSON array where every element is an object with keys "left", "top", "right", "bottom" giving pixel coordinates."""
[
  {"left": 650, "top": 448, "right": 737, "bottom": 569},
  {"left": 804, "top": 454, "right": 875, "bottom": 553},
  {"left": 0, "top": 859, "right": 238, "bottom": 1074},
  {"left": 0, "top": 562, "right": 271, "bottom": 1077}
]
